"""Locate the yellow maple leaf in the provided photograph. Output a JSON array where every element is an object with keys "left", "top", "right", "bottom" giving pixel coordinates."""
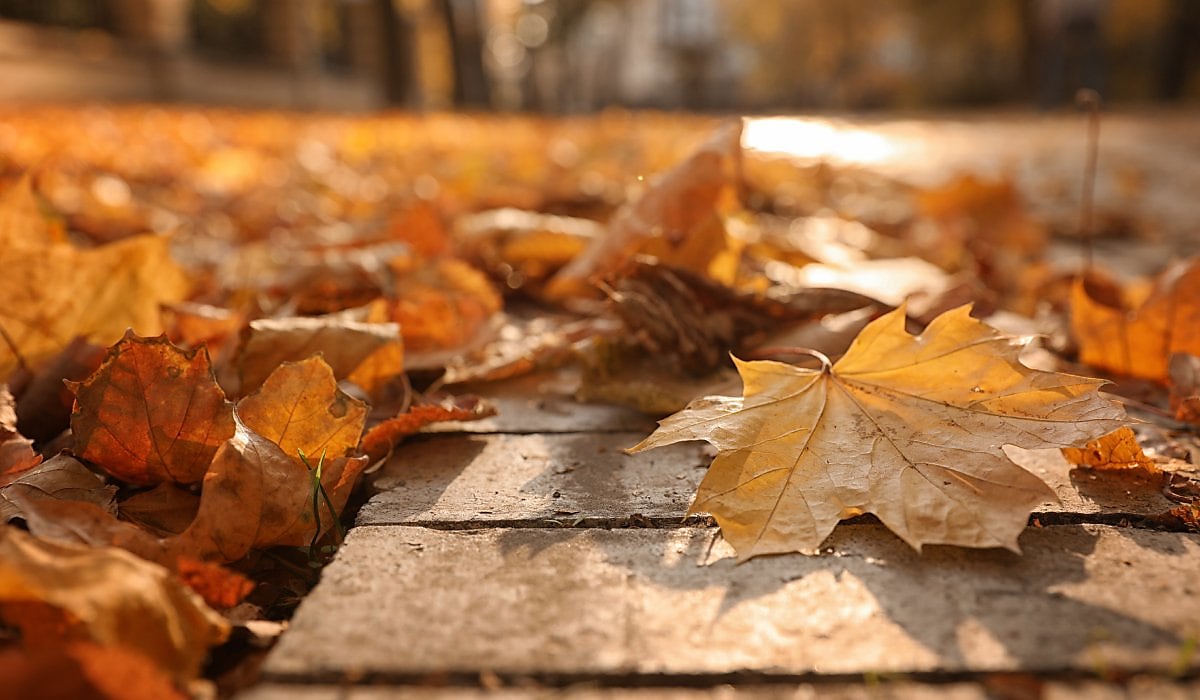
[{"left": 630, "top": 306, "right": 1127, "bottom": 560}]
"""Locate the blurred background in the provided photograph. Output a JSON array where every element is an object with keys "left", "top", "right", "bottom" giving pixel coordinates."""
[{"left": 0, "top": 0, "right": 1197, "bottom": 112}]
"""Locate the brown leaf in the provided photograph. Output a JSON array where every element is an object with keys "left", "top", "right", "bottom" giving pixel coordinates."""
[
  {"left": 13, "top": 338, "right": 106, "bottom": 445},
  {"left": 235, "top": 316, "right": 404, "bottom": 397},
  {"left": 1071, "top": 259, "right": 1200, "bottom": 382},
  {"left": 0, "top": 234, "right": 190, "bottom": 378},
  {"left": 16, "top": 497, "right": 169, "bottom": 566},
  {"left": 608, "top": 261, "right": 876, "bottom": 375},
  {"left": 439, "top": 314, "right": 608, "bottom": 386},
  {"left": 455, "top": 207, "right": 601, "bottom": 291},
  {"left": 70, "top": 333, "right": 236, "bottom": 486},
  {"left": 545, "top": 120, "right": 744, "bottom": 300},
  {"left": 0, "top": 385, "right": 40, "bottom": 476},
  {"left": 237, "top": 355, "right": 367, "bottom": 461},
  {"left": 173, "top": 423, "right": 368, "bottom": 563},
  {"left": 362, "top": 397, "right": 497, "bottom": 464},
  {"left": 118, "top": 484, "right": 200, "bottom": 537},
  {"left": 0, "top": 454, "right": 116, "bottom": 524},
  {"left": 631, "top": 306, "right": 1127, "bottom": 560},
  {"left": 1169, "top": 353, "right": 1200, "bottom": 425},
  {"left": 0, "top": 527, "right": 228, "bottom": 683},
  {"left": 1062, "top": 427, "right": 1162, "bottom": 476}
]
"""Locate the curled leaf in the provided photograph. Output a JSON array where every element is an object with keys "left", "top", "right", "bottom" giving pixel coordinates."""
[
  {"left": 1062, "top": 427, "right": 1161, "bottom": 476},
  {"left": 361, "top": 397, "right": 497, "bottom": 464},
  {"left": 0, "top": 454, "right": 116, "bottom": 524}
]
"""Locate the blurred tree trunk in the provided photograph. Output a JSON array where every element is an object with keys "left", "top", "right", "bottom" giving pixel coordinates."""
[
  {"left": 437, "top": 0, "right": 490, "bottom": 108},
  {"left": 377, "top": 0, "right": 416, "bottom": 105}
]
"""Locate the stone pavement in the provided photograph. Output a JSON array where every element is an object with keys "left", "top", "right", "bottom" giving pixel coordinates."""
[{"left": 240, "top": 379, "right": 1200, "bottom": 699}]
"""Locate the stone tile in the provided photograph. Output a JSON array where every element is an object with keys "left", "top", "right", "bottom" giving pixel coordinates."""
[
  {"left": 359, "top": 436, "right": 1179, "bottom": 527},
  {"left": 424, "top": 375, "right": 656, "bottom": 435},
  {"left": 359, "top": 433, "right": 709, "bottom": 527},
  {"left": 261, "top": 524, "right": 1200, "bottom": 682},
  {"left": 241, "top": 678, "right": 1200, "bottom": 700}
]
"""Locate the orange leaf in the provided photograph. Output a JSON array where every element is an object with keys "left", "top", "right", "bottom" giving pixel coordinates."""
[
  {"left": 1061, "top": 427, "right": 1161, "bottom": 476},
  {"left": 174, "top": 557, "right": 254, "bottom": 609},
  {"left": 0, "top": 527, "right": 228, "bottom": 684},
  {"left": 173, "top": 424, "right": 368, "bottom": 563},
  {"left": 389, "top": 257, "right": 501, "bottom": 357},
  {"left": 70, "top": 333, "right": 236, "bottom": 486},
  {"left": 0, "top": 642, "right": 186, "bottom": 700},
  {"left": 1169, "top": 353, "right": 1200, "bottom": 425},
  {"left": 362, "top": 397, "right": 496, "bottom": 464},
  {"left": 1071, "top": 259, "right": 1200, "bottom": 381},
  {"left": 236, "top": 355, "right": 367, "bottom": 461},
  {"left": 545, "top": 120, "right": 743, "bottom": 300}
]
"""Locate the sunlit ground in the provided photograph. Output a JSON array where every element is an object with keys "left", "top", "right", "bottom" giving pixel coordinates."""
[{"left": 742, "top": 117, "right": 909, "bottom": 166}]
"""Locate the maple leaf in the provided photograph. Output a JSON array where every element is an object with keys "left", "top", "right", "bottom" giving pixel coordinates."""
[
  {"left": 236, "top": 355, "right": 367, "bottom": 461},
  {"left": 630, "top": 306, "right": 1127, "bottom": 560},
  {"left": 0, "top": 527, "right": 228, "bottom": 684},
  {"left": 1071, "top": 259, "right": 1200, "bottom": 382},
  {"left": 70, "top": 333, "right": 236, "bottom": 487},
  {"left": 361, "top": 396, "right": 497, "bottom": 464},
  {"left": 0, "top": 232, "right": 190, "bottom": 378}
]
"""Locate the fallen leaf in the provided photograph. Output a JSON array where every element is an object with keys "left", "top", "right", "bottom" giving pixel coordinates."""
[
  {"left": 236, "top": 355, "right": 367, "bottom": 461},
  {"left": 0, "top": 454, "right": 116, "bottom": 524},
  {"left": 439, "top": 314, "right": 609, "bottom": 385},
  {"left": 13, "top": 338, "right": 107, "bottom": 445},
  {"left": 387, "top": 257, "right": 501, "bottom": 355},
  {"left": 118, "top": 484, "right": 200, "bottom": 537},
  {"left": 1062, "top": 427, "right": 1162, "bottom": 476},
  {"left": 361, "top": 397, "right": 497, "bottom": 464},
  {"left": 608, "top": 261, "right": 875, "bottom": 375},
  {"left": 173, "top": 423, "right": 368, "bottom": 563},
  {"left": 234, "top": 316, "right": 404, "bottom": 397},
  {"left": 0, "top": 527, "right": 228, "bottom": 683},
  {"left": 545, "top": 120, "right": 744, "bottom": 300},
  {"left": 1169, "top": 353, "right": 1200, "bottom": 425},
  {"left": 0, "top": 233, "right": 190, "bottom": 377},
  {"left": 70, "top": 332, "right": 236, "bottom": 486},
  {"left": 174, "top": 557, "right": 254, "bottom": 610},
  {"left": 0, "top": 642, "right": 185, "bottom": 700},
  {"left": 1071, "top": 259, "right": 1200, "bottom": 381},
  {"left": 455, "top": 207, "right": 601, "bottom": 290},
  {"left": 0, "top": 385, "right": 40, "bottom": 475},
  {"left": 0, "top": 174, "right": 62, "bottom": 249},
  {"left": 630, "top": 305, "right": 1127, "bottom": 559}
]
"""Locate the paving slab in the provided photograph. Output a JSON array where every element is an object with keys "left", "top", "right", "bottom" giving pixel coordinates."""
[
  {"left": 261, "top": 524, "right": 1200, "bottom": 683},
  {"left": 359, "top": 435, "right": 1180, "bottom": 527},
  {"left": 240, "top": 678, "right": 1200, "bottom": 700}
]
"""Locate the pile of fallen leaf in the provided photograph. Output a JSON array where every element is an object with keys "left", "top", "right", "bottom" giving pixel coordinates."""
[{"left": 0, "top": 106, "right": 1198, "bottom": 696}]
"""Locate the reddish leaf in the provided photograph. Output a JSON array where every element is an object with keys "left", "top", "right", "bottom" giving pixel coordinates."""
[
  {"left": 0, "top": 643, "right": 185, "bottom": 700},
  {"left": 174, "top": 557, "right": 254, "bottom": 610},
  {"left": 362, "top": 397, "right": 496, "bottom": 464},
  {"left": 70, "top": 333, "right": 236, "bottom": 486}
]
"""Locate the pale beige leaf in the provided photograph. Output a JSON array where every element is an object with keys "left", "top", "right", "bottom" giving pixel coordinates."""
[
  {"left": 631, "top": 305, "right": 1127, "bottom": 560},
  {"left": 0, "top": 527, "right": 228, "bottom": 683}
]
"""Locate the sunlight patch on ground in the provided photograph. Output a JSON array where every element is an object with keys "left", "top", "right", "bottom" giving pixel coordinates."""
[{"left": 743, "top": 117, "right": 902, "bottom": 165}]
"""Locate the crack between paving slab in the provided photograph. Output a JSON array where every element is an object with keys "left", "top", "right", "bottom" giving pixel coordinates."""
[
  {"left": 359, "top": 510, "right": 1198, "bottom": 534},
  {"left": 259, "top": 667, "right": 1198, "bottom": 690}
]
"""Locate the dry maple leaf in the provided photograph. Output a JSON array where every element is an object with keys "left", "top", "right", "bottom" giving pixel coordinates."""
[
  {"left": 361, "top": 396, "right": 497, "bottom": 464},
  {"left": 236, "top": 355, "right": 367, "bottom": 461},
  {"left": 70, "top": 332, "right": 236, "bottom": 486},
  {"left": 1071, "top": 259, "right": 1200, "bottom": 382},
  {"left": 0, "top": 233, "right": 190, "bottom": 378},
  {"left": 630, "top": 306, "right": 1127, "bottom": 560},
  {"left": 0, "top": 527, "right": 228, "bottom": 684}
]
